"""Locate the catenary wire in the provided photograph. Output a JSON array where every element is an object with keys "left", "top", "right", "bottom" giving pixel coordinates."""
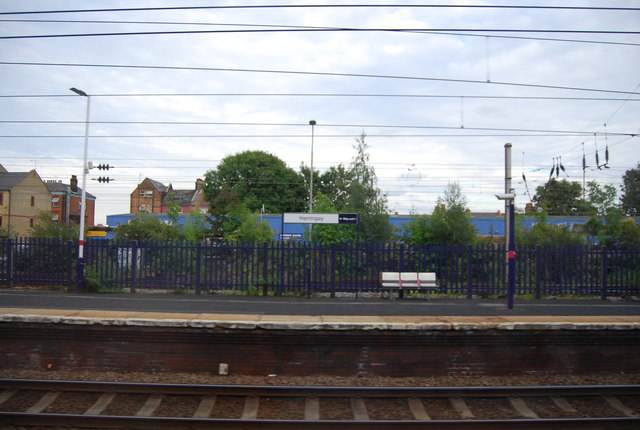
[
  {"left": 1, "top": 61, "right": 636, "bottom": 96},
  {"left": 2, "top": 4, "right": 639, "bottom": 15},
  {"left": 2, "top": 93, "right": 639, "bottom": 102},
  {"left": 2, "top": 27, "right": 640, "bottom": 40},
  {"left": 2, "top": 19, "right": 638, "bottom": 47}
]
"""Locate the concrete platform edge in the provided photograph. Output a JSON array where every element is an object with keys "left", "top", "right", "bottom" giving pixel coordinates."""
[{"left": 1, "top": 309, "right": 639, "bottom": 331}]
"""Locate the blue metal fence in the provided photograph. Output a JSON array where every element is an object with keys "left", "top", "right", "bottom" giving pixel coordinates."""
[{"left": 1, "top": 238, "right": 638, "bottom": 297}]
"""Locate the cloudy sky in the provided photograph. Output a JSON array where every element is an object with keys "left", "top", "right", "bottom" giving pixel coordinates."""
[{"left": 1, "top": 1, "right": 638, "bottom": 224}]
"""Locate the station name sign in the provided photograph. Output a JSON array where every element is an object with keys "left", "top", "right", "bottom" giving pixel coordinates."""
[{"left": 283, "top": 213, "right": 359, "bottom": 225}]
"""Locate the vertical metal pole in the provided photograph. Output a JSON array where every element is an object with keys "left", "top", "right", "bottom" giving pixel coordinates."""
[
  {"left": 504, "top": 143, "right": 512, "bottom": 256},
  {"left": 504, "top": 142, "right": 517, "bottom": 309},
  {"left": 507, "top": 200, "right": 516, "bottom": 309},
  {"left": 308, "top": 120, "right": 316, "bottom": 294},
  {"left": 308, "top": 120, "right": 316, "bottom": 243},
  {"left": 7, "top": 238, "right": 13, "bottom": 289},
  {"left": 71, "top": 88, "right": 91, "bottom": 293}
]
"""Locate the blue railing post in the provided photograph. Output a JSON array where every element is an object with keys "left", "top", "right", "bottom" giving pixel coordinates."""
[
  {"left": 279, "top": 240, "right": 285, "bottom": 296},
  {"left": 262, "top": 241, "right": 269, "bottom": 296},
  {"left": 600, "top": 246, "right": 608, "bottom": 300},
  {"left": 67, "top": 240, "right": 74, "bottom": 291},
  {"left": 535, "top": 245, "right": 542, "bottom": 299},
  {"left": 467, "top": 244, "right": 473, "bottom": 299},
  {"left": 6, "top": 238, "right": 13, "bottom": 289},
  {"left": 330, "top": 243, "right": 336, "bottom": 298},
  {"left": 130, "top": 241, "right": 138, "bottom": 293},
  {"left": 195, "top": 241, "right": 202, "bottom": 295}
]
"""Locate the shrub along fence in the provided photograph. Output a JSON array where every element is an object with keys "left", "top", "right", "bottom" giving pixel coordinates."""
[{"left": 1, "top": 237, "right": 638, "bottom": 298}]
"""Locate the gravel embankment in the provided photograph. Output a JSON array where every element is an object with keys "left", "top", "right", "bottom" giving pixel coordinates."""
[{"left": 2, "top": 368, "right": 638, "bottom": 387}]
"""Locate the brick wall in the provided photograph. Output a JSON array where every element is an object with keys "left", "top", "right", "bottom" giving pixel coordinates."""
[{"left": 1, "top": 323, "right": 638, "bottom": 376}]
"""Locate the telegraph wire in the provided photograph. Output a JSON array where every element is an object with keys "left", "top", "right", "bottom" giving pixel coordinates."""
[
  {"left": 1, "top": 61, "right": 636, "bottom": 96},
  {"left": 0, "top": 119, "right": 635, "bottom": 136},
  {"left": 3, "top": 19, "right": 638, "bottom": 47},
  {"left": 2, "top": 92, "right": 639, "bottom": 102},
  {"left": 2, "top": 4, "right": 639, "bottom": 15},
  {"left": 2, "top": 27, "right": 640, "bottom": 40}
]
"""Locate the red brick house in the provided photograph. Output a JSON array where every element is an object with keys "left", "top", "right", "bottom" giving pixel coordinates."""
[
  {"left": 130, "top": 178, "right": 208, "bottom": 214},
  {"left": 46, "top": 175, "right": 96, "bottom": 227}
]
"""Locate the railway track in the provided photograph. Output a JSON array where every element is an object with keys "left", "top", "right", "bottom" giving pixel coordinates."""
[{"left": 1, "top": 378, "right": 639, "bottom": 429}]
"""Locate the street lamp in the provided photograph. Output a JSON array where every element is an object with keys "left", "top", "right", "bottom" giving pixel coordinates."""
[
  {"left": 308, "top": 120, "right": 316, "bottom": 245},
  {"left": 307, "top": 120, "right": 316, "bottom": 296},
  {"left": 70, "top": 87, "right": 90, "bottom": 292},
  {"left": 308, "top": 120, "right": 316, "bottom": 213}
]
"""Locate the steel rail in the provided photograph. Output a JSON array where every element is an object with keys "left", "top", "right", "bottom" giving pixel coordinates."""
[
  {"left": 1, "top": 378, "right": 639, "bottom": 398},
  {"left": 1, "top": 379, "right": 639, "bottom": 429},
  {"left": 1, "top": 412, "right": 639, "bottom": 429}
]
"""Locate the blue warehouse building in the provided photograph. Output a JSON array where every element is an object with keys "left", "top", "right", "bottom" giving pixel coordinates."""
[{"left": 105, "top": 212, "right": 611, "bottom": 241}]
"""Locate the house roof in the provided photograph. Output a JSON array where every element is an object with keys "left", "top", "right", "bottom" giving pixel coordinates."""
[
  {"left": 163, "top": 189, "right": 202, "bottom": 206},
  {"left": 144, "top": 178, "right": 168, "bottom": 192},
  {"left": 45, "top": 181, "right": 96, "bottom": 199},
  {"left": 0, "top": 171, "right": 30, "bottom": 190}
]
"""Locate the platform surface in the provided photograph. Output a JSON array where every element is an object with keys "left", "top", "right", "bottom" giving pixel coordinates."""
[{"left": 0, "top": 289, "right": 638, "bottom": 329}]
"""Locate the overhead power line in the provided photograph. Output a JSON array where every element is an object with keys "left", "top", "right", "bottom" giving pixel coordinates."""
[
  {"left": 0, "top": 61, "right": 637, "bottom": 95},
  {"left": 2, "top": 4, "right": 639, "bottom": 15},
  {"left": 2, "top": 27, "right": 639, "bottom": 40},
  {"left": 2, "top": 92, "right": 638, "bottom": 102},
  {"left": 3, "top": 19, "right": 638, "bottom": 47},
  {"left": 0, "top": 120, "right": 635, "bottom": 137}
]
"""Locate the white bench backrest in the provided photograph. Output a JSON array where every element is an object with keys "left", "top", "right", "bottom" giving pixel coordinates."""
[
  {"left": 418, "top": 272, "right": 436, "bottom": 283},
  {"left": 381, "top": 271, "right": 436, "bottom": 287}
]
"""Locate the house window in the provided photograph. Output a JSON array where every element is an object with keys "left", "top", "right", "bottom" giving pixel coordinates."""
[
  {"left": 31, "top": 196, "right": 35, "bottom": 206},
  {"left": 140, "top": 190, "right": 153, "bottom": 198},
  {"left": 52, "top": 214, "right": 59, "bottom": 221},
  {"left": 29, "top": 218, "right": 34, "bottom": 228},
  {"left": 0, "top": 192, "right": 3, "bottom": 205},
  {"left": 0, "top": 216, "right": 2, "bottom": 227},
  {"left": 52, "top": 197, "right": 60, "bottom": 208}
]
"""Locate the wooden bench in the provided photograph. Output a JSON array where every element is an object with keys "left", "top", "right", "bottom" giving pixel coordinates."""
[{"left": 381, "top": 272, "right": 437, "bottom": 299}]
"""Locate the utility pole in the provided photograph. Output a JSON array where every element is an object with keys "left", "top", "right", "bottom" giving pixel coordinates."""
[
  {"left": 497, "top": 143, "right": 516, "bottom": 309},
  {"left": 504, "top": 143, "right": 516, "bottom": 309}
]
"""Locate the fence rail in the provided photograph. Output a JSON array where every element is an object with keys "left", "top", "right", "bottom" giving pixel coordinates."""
[{"left": 1, "top": 238, "right": 638, "bottom": 297}]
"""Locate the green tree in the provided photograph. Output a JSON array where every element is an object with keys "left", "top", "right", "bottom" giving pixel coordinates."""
[
  {"left": 402, "top": 182, "right": 476, "bottom": 245},
  {"left": 432, "top": 183, "right": 476, "bottom": 244},
  {"left": 517, "top": 209, "right": 584, "bottom": 246},
  {"left": 182, "top": 206, "right": 211, "bottom": 242},
  {"left": 532, "top": 179, "right": 593, "bottom": 215},
  {"left": 619, "top": 218, "right": 640, "bottom": 245},
  {"left": 587, "top": 180, "right": 618, "bottom": 217},
  {"left": 203, "top": 150, "right": 307, "bottom": 214},
  {"left": 30, "top": 210, "right": 78, "bottom": 240},
  {"left": 207, "top": 185, "right": 243, "bottom": 240},
  {"left": 113, "top": 213, "right": 181, "bottom": 241},
  {"left": 621, "top": 163, "right": 640, "bottom": 216},
  {"left": 343, "top": 133, "right": 393, "bottom": 242},
  {"left": 306, "top": 193, "right": 355, "bottom": 243},
  {"left": 0, "top": 226, "right": 15, "bottom": 238},
  {"left": 583, "top": 180, "right": 625, "bottom": 245},
  {"left": 234, "top": 214, "right": 274, "bottom": 242},
  {"left": 300, "top": 163, "right": 353, "bottom": 211},
  {"left": 401, "top": 211, "right": 433, "bottom": 244}
]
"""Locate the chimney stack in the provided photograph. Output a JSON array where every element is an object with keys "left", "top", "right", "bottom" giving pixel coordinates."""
[{"left": 70, "top": 175, "right": 78, "bottom": 192}]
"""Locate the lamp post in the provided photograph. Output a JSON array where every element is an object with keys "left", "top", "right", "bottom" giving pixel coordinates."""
[
  {"left": 309, "top": 120, "right": 316, "bottom": 213},
  {"left": 70, "top": 87, "right": 90, "bottom": 292},
  {"left": 307, "top": 120, "right": 316, "bottom": 297},
  {"left": 308, "top": 120, "right": 316, "bottom": 242}
]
